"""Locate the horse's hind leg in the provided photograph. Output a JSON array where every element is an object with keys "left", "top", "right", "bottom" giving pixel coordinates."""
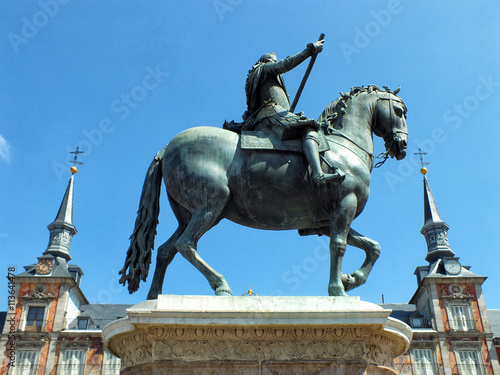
[
  {"left": 147, "top": 194, "right": 192, "bottom": 299},
  {"left": 174, "top": 208, "right": 233, "bottom": 296},
  {"left": 147, "top": 225, "right": 184, "bottom": 300},
  {"left": 343, "top": 228, "right": 381, "bottom": 292}
]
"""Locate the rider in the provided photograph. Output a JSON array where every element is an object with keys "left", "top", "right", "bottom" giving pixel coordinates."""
[{"left": 241, "top": 39, "right": 345, "bottom": 184}]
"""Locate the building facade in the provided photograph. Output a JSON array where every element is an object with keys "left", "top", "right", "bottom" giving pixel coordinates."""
[
  {"left": 391, "top": 171, "right": 500, "bottom": 375},
  {"left": 0, "top": 168, "right": 499, "bottom": 375},
  {"left": 0, "top": 172, "right": 130, "bottom": 375}
]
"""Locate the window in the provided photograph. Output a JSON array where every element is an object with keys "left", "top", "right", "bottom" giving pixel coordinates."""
[
  {"left": 60, "top": 349, "right": 85, "bottom": 375},
  {"left": 456, "top": 349, "right": 485, "bottom": 375},
  {"left": 411, "top": 348, "right": 438, "bottom": 375},
  {"left": 77, "top": 318, "right": 89, "bottom": 330},
  {"left": 102, "top": 351, "right": 121, "bottom": 375},
  {"left": 25, "top": 306, "right": 45, "bottom": 332},
  {"left": 448, "top": 303, "right": 475, "bottom": 331},
  {"left": 11, "top": 350, "right": 38, "bottom": 375}
]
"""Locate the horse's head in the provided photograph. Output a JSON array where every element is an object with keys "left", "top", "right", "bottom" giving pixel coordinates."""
[{"left": 372, "top": 86, "right": 408, "bottom": 160}]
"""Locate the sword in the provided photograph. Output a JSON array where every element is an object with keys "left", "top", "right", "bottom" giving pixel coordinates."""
[{"left": 290, "top": 33, "right": 325, "bottom": 113}]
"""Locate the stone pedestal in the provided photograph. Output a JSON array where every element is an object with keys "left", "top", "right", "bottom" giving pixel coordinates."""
[{"left": 102, "top": 295, "right": 411, "bottom": 375}]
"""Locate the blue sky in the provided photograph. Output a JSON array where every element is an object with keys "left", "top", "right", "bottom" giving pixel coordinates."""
[{"left": 1, "top": 1, "right": 499, "bottom": 309}]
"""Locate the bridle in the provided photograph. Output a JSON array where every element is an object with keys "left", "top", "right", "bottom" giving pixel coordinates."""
[
  {"left": 373, "top": 95, "right": 408, "bottom": 168},
  {"left": 323, "top": 92, "right": 407, "bottom": 170}
]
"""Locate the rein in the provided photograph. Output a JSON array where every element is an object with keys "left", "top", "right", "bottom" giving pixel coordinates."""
[
  {"left": 373, "top": 96, "right": 408, "bottom": 168},
  {"left": 322, "top": 91, "right": 407, "bottom": 170},
  {"left": 326, "top": 129, "right": 375, "bottom": 166}
]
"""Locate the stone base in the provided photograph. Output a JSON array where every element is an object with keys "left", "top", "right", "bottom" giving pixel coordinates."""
[{"left": 103, "top": 296, "right": 412, "bottom": 375}]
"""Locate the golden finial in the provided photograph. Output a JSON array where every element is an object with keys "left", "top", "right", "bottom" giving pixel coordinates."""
[
  {"left": 414, "top": 148, "right": 429, "bottom": 175},
  {"left": 69, "top": 147, "right": 84, "bottom": 174},
  {"left": 242, "top": 287, "right": 258, "bottom": 296}
]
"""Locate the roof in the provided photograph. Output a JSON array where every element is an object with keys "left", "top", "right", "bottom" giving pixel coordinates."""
[
  {"left": 423, "top": 175, "right": 445, "bottom": 226},
  {"left": 79, "top": 303, "right": 132, "bottom": 319},
  {"left": 488, "top": 309, "right": 500, "bottom": 338},
  {"left": 74, "top": 304, "right": 133, "bottom": 329},
  {"left": 65, "top": 303, "right": 132, "bottom": 330},
  {"left": 379, "top": 303, "right": 417, "bottom": 322},
  {"left": 424, "top": 259, "right": 485, "bottom": 280},
  {"left": 17, "top": 257, "right": 83, "bottom": 279},
  {"left": 0, "top": 311, "right": 6, "bottom": 333}
]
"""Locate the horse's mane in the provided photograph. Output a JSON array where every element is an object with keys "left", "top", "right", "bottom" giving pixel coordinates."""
[{"left": 318, "top": 85, "right": 402, "bottom": 134}]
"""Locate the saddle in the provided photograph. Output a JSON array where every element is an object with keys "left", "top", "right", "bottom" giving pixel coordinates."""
[{"left": 240, "top": 129, "right": 330, "bottom": 153}]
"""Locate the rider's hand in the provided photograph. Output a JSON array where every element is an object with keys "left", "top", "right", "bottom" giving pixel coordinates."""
[{"left": 308, "top": 40, "right": 324, "bottom": 55}]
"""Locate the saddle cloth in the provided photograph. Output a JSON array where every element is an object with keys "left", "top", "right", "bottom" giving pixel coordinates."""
[{"left": 240, "top": 130, "right": 330, "bottom": 153}]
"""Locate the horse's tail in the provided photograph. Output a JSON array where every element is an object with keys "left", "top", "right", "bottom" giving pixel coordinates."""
[{"left": 119, "top": 146, "right": 168, "bottom": 294}]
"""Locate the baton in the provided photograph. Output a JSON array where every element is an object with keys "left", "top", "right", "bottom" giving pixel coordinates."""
[{"left": 290, "top": 33, "right": 325, "bottom": 113}]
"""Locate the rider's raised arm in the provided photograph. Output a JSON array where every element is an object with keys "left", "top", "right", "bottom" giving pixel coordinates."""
[{"left": 263, "top": 42, "right": 322, "bottom": 76}]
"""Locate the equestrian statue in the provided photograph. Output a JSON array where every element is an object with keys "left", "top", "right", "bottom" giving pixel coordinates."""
[{"left": 119, "top": 36, "right": 408, "bottom": 299}]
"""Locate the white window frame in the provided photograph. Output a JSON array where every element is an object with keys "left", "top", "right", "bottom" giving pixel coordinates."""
[
  {"left": 10, "top": 350, "right": 39, "bottom": 375},
  {"left": 446, "top": 301, "right": 475, "bottom": 331},
  {"left": 453, "top": 341, "right": 486, "bottom": 375},
  {"left": 59, "top": 348, "right": 87, "bottom": 375},
  {"left": 19, "top": 303, "right": 48, "bottom": 332},
  {"left": 101, "top": 350, "right": 121, "bottom": 375},
  {"left": 411, "top": 347, "right": 438, "bottom": 375},
  {"left": 76, "top": 317, "right": 89, "bottom": 330},
  {"left": 456, "top": 349, "right": 485, "bottom": 375}
]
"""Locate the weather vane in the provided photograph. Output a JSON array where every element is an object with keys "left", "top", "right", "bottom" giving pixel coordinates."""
[
  {"left": 242, "top": 287, "right": 258, "bottom": 296},
  {"left": 414, "top": 148, "right": 429, "bottom": 175},
  {"left": 69, "top": 146, "right": 84, "bottom": 174}
]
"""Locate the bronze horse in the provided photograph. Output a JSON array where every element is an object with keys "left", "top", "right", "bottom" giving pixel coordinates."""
[{"left": 119, "top": 86, "right": 408, "bottom": 299}]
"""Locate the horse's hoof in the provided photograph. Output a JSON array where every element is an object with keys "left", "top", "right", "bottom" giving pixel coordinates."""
[
  {"left": 342, "top": 271, "right": 367, "bottom": 292},
  {"left": 147, "top": 291, "right": 160, "bottom": 300},
  {"left": 341, "top": 273, "right": 356, "bottom": 292},
  {"left": 215, "top": 288, "right": 233, "bottom": 296},
  {"left": 328, "top": 285, "right": 348, "bottom": 297}
]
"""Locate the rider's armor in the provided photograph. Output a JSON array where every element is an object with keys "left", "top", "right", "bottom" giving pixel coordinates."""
[{"left": 227, "top": 43, "right": 344, "bottom": 185}]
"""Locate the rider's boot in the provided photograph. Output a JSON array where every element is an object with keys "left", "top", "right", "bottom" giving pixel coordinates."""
[{"left": 303, "top": 132, "right": 345, "bottom": 185}]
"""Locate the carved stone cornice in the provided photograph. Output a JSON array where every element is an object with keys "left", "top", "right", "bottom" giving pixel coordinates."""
[
  {"left": 111, "top": 325, "right": 403, "bottom": 369},
  {"left": 451, "top": 340, "right": 482, "bottom": 349},
  {"left": 411, "top": 340, "right": 437, "bottom": 349},
  {"left": 16, "top": 339, "right": 46, "bottom": 348},
  {"left": 103, "top": 296, "right": 412, "bottom": 373},
  {"left": 441, "top": 293, "right": 474, "bottom": 300},
  {"left": 58, "top": 339, "right": 90, "bottom": 348},
  {"left": 22, "top": 292, "right": 54, "bottom": 302}
]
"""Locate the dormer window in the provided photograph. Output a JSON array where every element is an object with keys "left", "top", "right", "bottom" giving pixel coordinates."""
[
  {"left": 69, "top": 269, "right": 80, "bottom": 286},
  {"left": 77, "top": 317, "right": 89, "bottom": 330}
]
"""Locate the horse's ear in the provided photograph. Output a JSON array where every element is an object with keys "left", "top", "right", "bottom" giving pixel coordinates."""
[{"left": 393, "top": 85, "right": 401, "bottom": 95}]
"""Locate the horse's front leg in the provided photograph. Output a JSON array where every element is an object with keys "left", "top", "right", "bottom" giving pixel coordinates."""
[
  {"left": 342, "top": 228, "right": 381, "bottom": 292},
  {"left": 328, "top": 193, "right": 357, "bottom": 296}
]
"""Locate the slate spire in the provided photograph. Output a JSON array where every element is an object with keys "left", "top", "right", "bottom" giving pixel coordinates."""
[
  {"left": 420, "top": 172, "right": 455, "bottom": 262},
  {"left": 43, "top": 173, "right": 78, "bottom": 260}
]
